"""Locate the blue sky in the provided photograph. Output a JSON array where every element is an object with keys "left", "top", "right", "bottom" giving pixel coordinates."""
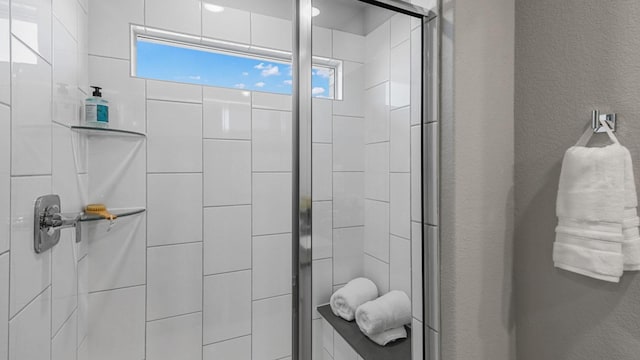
[{"left": 136, "top": 39, "right": 332, "bottom": 97}]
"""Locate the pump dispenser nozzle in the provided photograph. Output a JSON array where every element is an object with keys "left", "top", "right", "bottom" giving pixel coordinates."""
[{"left": 90, "top": 86, "right": 102, "bottom": 97}]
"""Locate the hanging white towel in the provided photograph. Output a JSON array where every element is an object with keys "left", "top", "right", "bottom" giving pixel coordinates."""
[{"left": 553, "top": 119, "right": 640, "bottom": 282}]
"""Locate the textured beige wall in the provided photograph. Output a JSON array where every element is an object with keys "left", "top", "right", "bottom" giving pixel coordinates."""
[
  {"left": 440, "top": 0, "right": 516, "bottom": 358},
  {"left": 515, "top": 1, "right": 640, "bottom": 359}
]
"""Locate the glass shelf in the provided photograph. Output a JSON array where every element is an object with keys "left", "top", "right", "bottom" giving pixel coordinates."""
[
  {"left": 79, "top": 208, "right": 146, "bottom": 222},
  {"left": 71, "top": 125, "right": 146, "bottom": 138}
]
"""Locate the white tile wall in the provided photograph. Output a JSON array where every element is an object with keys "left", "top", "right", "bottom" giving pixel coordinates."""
[
  {"left": 312, "top": 258, "right": 333, "bottom": 319},
  {"left": 11, "top": 0, "right": 52, "bottom": 62},
  {"left": 51, "top": 311, "right": 77, "bottom": 360},
  {"left": 9, "top": 287, "right": 51, "bottom": 360},
  {"left": 147, "top": 243, "right": 203, "bottom": 320},
  {"left": 204, "top": 205, "right": 251, "bottom": 275},
  {"left": 203, "top": 270, "right": 251, "bottom": 344},
  {"left": 203, "top": 87, "right": 251, "bottom": 140},
  {"left": 252, "top": 173, "right": 292, "bottom": 235},
  {"left": 0, "top": 1, "right": 9, "bottom": 105},
  {"left": 313, "top": 26, "right": 332, "bottom": 58},
  {"left": 203, "top": 335, "right": 252, "bottom": 360},
  {"left": 332, "top": 62, "right": 364, "bottom": 117},
  {"left": 333, "top": 227, "right": 364, "bottom": 285},
  {"left": 0, "top": 105, "right": 10, "bottom": 254},
  {"left": 364, "top": 254, "right": 389, "bottom": 294},
  {"left": 147, "top": 80, "right": 202, "bottom": 104},
  {"left": 313, "top": 143, "right": 333, "bottom": 200},
  {"left": 147, "top": 312, "right": 202, "bottom": 360},
  {"left": 250, "top": 13, "right": 292, "bottom": 52},
  {"left": 390, "top": 13, "right": 411, "bottom": 48},
  {"left": 203, "top": 140, "right": 251, "bottom": 206},
  {"left": 390, "top": 107, "right": 411, "bottom": 172},
  {"left": 0, "top": 253, "right": 9, "bottom": 359},
  {"left": 53, "top": 19, "right": 78, "bottom": 126},
  {"left": 148, "top": 174, "right": 203, "bottom": 247},
  {"left": 411, "top": 222, "right": 423, "bottom": 321},
  {"left": 51, "top": 231, "right": 78, "bottom": 334},
  {"left": 333, "top": 30, "right": 365, "bottom": 63},
  {"left": 11, "top": 40, "right": 52, "bottom": 176},
  {"left": 390, "top": 235, "right": 411, "bottom": 296},
  {"left": 312, "top": 98, "right": 332, "bottom": 143},
  {"left": 252, "top": 109, "right": 292, "bottom": 172},
  {"left": 145, "top": 0, "right": 201, "bottom": 36},
  {"left": 252, "top": 294, "right": 292, "bottom": 360},
  {"left": 364, "top": 199, "right": 390, "bottom": 262},
  {"left": 147, "top": 100, "right": 203, "bottom": 173},
  {"left": 365, "top": 21, "right": 390, "bottom": 89},
  {"left": 334, "top": 333, "right": 357, "bottom": 360},
  {"left": 312, "top": 201, "right": 333, "bottom": 260},
  {"left": 332, "top": 172, "right": 364, "bottom": 228},
  {"left": 333, "top": 116, "right": 364, "bottom": 172},
  {"left": 253, "top": 233, "right": 292, "bottom": 299},
  {"left": 203, "top": 6, "right": 251, "bottom": 44},
  {"left": 88, "top": 0, "right": 143, "bottom": 59},
  {"left": 390, "top": 40, "right": 411, "bottom": 109},
  {"left": 364, "top": 82, "right": 390, "bottom": 144},
  {"left": 88, "top": 286, "right": 145, "bottom": 360},
  {"left": 390, "top": 173, "right": 411, "bottom": 239},
  {"left": 365, "top": 142, "right": 390, "bottom": 201}
]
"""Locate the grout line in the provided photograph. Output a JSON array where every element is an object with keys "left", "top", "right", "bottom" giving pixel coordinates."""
[
  {"left": 202, "top": 137, "right": 251, "bottom": 142},
  {"left": 251, "top": 292, "right": 292, "bottom": 303},
  {"left": 364, "top": 198, "right": 389, "bottom": 204},
  {"left": 144, "top": 75, "right": 149, "bottom": 360},
  {"left": 146, "top": 240, "right": 203, "bottom": 249},
  {"left": 203, "top": 268, "right": 251, "bottom": 278},
  {"left": 51, "top": 307, "right": 78, "bottom": 340},
  {"left": 203, "top": 203, "right": 252, "bottom": 209},
  {"left": 200, "top": 83, "right": 205, "bottom": 360},
  {"left": 202, "top": 333, "right": 252, "bottom": 348},
  {"left": 146, "top": 310, "right": 202, "bottom": 324},
  {"left": 87, "top": 283, "right": 145, "bottom": 295},
  {"left": 87, "top": 53, "right": 129, "bottom": 62},
  {"left": 249, "top": 88, "right": 254, "bottom": 359},
  {"left": 146, "top": 97, "right": 202, "bottom": 105},
  {"left": 9, "top": 285, "right": 51, "bottom": 322},
  {"left": 252, "top": 231, "right": 292, "bottom": 238}
]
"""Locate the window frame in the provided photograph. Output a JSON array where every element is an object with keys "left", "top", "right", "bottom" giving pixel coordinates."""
[{"left": 130, "top": 24, "right": 343, "bottom": 100}]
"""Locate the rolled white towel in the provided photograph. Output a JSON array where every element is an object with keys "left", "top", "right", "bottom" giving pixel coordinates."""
[
  {"left": 330, "top": 278, "right": 378, "bottom": 321},
  {"left": 355, "top": 290, "right": 411, "bottom": 336},
  {"left": 366, "top": 326, "right": 407, "bottom": 346}
]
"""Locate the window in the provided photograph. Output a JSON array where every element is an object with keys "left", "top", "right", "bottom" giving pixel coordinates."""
[{"left": 131, "top": 26, "right": 341, "bottom": 99}]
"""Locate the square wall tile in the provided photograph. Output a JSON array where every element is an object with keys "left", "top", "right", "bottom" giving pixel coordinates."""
[
  {"left": 365, "top": 142, "right": 389, "bottom": 202},
  {"left": 147, "top": 80, "right": 202, "bottom": 103},
  {"left": 148, "top": 174, "right": 203, "bottom": 247},
  {"left": 364, "top": 200, "right": 390, "bottom": 262},
  {"left": 312, "top": 201, "right": 332, "bottom": 260},
  {"left": 312, "top": 98, "right": 332, "bottom": 143},
  {"left": 0, "top": 1, "right": 9, "bottom": 105},
  {"left": 313, "top": 26, "right": 332, "bottom": 58},
  {"left": 0, "top": 105, "right": 9, "bottom": 253},
  {"left": 9, "top": 288, "right": 51, "bottom": 360},
  {"left": 251, "top": 13, "right": 291, "bottom": 52},
  {"left": 89, "top": 0, "right": 143, "bottom": 59},
  {"left": 147, "top": 100, "right": 203, "bottom": 173},
  {"left": 203, "top": 6, "right": 250, "bottom": 44},
  {"left": 332, "top": 172, "right": 364, "bottom": 228},
  {"left": 252, "top": 92, "right": 292, "bottom": 112},
  {"left": 390, "top": 40, "right": 410, "bottom": 109},
  {"left": 253, "top": 233, "right": 292, "bottom": 300},
  {"left": 252, "top": 294, "right": 292, "bottom": 360},
  {"left": 364, "top": 82, "right": 389, "bottom": 144},
  {"left": 390, "top": 107, "right": 410, "bottom": 173},
  {"left": 313, "top": 144, "right": 332, "bottom": 201},
  {"left": 252, "top": 173, "right": 292, "bottom": 235},
  {"left": 365, "top": 21, "right": 390, "bottom": 89},
  {"left": 145, "top": 0, "right": 201, "bottom": 35},
  {"left": 411, "top": 222, "right": 422, "bottom": 321},
  {"left": 52, "top": 311, "right": 77, "bottom": 360},
  {"left": 390, "top": 173, "right": 411, "bottom": 239},
  {"left": 333, "top": 116, "right": 364, "bottom": 172},
  {"left": 332, "top": 30, "right": 364, "bottom": 63},
  {"left": 390, "top": 235, "right": 411, "bottom": 297},
  {"left": 203, "top": 86, "right": 251, "bottom": 140},
  {"left": 332, "top": 62, "right": 363, "bottom": 118},
  {"left": 313, "top": 258, "right": 332, "bottom": 319},
  {"left": 88, "top": 286, "right": 145, "bottom": 360},
  {"left": 147, "top": 243, "right": 203, "bottom": 320},
  {"left": 87, "top": 214, "right": 146, "bottom": 292},
  {"left": 333, "top": 227, "right": 364, "bottom": 285},
  {"left": 364, "top": 254, "right": 389, "bottom": 294},
  {"left": 89, "top": 56, "right": 146, "bottom": 132},
  {"left": 252, "top": 109, "right": 292, "bottom": 172},
  {"left": 203, "top": 140, "right": 251, "bottom": 206},
  {"left": 203, "top": 270, "right": 251, "bottom": 344},
  {"left": 52, "top": 230, "right": 78, "bottom": 335},
  {"left": 53, "top": 19, "right": 79, "bottom": 126},
  {"left": 204, "top": 205, "right": 251, "bottom": 275},
  {"left": 10, "top": 176, "right": 51, "bottom": 317},
  {"left": 11, "top": 40, "right": 52, "bottom": 176},
  {"left": 0, "top": 253, "right": 8, "bottom": 359},
  {"left": 203, "top": 335, "right": 251, "bottom": 360},
  {"left": 11, "top": 0, "right": 52, "bottom": 62},
  {"left": 147, "top": 312, "right": 202, "bottom": 360}
]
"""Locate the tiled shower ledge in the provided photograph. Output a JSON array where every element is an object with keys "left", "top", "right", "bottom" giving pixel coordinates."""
[{"left": 317, "top": 304, "right": 411, "bottom": 360}]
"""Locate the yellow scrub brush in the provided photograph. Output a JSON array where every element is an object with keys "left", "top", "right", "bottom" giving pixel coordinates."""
[{"left": 85, "top": 204, "right": 117, "bottom": 220}]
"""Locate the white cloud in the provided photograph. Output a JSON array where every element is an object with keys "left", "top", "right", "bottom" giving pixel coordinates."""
[
  {"left": 242, "top": 72, "right": 249, "bottom": 76},
  {"left": 312, "top": 87, "right": 326, "bottom": 95},
  {"left": 188, "top": 75, "right": 201, "bottom": 80},
  {"left": 254, "top": 63, "right": 281, "bottom": 76},
  {"left": 284, "top": 79, "right": 293, "bottom": 85},
  {"left": 234, "top": 83, "right": 246, "bottom": 89},
  {"left": 255, "top": 82, "right": 266, "bottom": 88},
  {"left": 254, "top": 63, "right": 268, "bottom": 70},
  {"left": 315, "top": 68, "right": 332, "bottom": 78}
]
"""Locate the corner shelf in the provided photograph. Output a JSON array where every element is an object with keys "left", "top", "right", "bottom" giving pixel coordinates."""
[
  {"left": 317, "top": 304, "right": 411, "bottom": 360},
  {"left": 70, "top": 125, "right": 146, "bottom": 138},
  {"left": 78, "top": 208, "right": 146, "bottom": 222}
]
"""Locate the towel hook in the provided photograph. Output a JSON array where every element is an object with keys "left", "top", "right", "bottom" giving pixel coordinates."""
[{"left": 592, "top": 110, "right": 617, "bottom": 133}]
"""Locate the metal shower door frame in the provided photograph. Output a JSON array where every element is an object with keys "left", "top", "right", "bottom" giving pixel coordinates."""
[{"left": 292, "top": 1, "right": 441, "bottom": 359}]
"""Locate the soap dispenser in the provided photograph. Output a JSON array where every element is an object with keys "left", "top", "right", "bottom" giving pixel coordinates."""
[{"left": 85, "top": 86, "right": 109, "bottom": 128}]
